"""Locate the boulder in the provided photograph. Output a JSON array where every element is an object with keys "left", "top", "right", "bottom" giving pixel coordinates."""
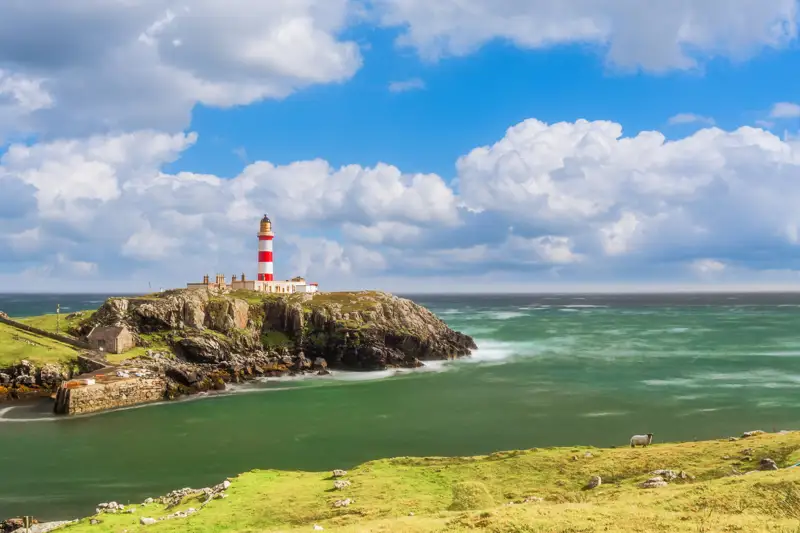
[
  {"left": 333, "top": 498, "right": 352, "bottom": 508},
  {"left": 332, "top": 470, "right": 347, "bottom": 478},
  {"left": 38, "top": 364, "right": 67, "bottom": 389},
  {"left": 14, "top": 375, "right": 35, "bottom": 387},
  {"left": 0, "top": 373, "right": 11, "bottom": 385},
  {"left": 640, "top": 476, "right": 668, "bottom": 489},
  {"left": 742, "top": 430, "right": 765, "bottom": 438},
  {"left": 333, "top": 480, "right": 351, "bottom": 490},
  {"left": 760, "top": 458, "right": 779, "bottom": 471},
  {"left": 140, "top": 517, "right": 157, "bottom": 525},
  {"left": 175, "top": 335, "right": 228, "bottom": 364},
  {"left": 313, "top": 357, "right": 328, "bottom": 370},
  {"left": 166, "top": 366, "right": 202, "bottom": 386},
  {"left": 585, "top": 476, "right": 602, "bottom": 489}
]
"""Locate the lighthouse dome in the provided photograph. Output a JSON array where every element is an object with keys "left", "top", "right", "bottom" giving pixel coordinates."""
[{"left": 259, "top": 214, "right": 272, "bottom": 233}]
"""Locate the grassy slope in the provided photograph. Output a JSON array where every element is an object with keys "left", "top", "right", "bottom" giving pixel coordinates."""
[
  {"left": 17, "top": 311, "right": 94, "bottom": 337},
  {"left": 61, "top": 432, "right": 800, "bottom": 533},
  {"left": 0, "top": 322, "right": 80, "bottom": 367}
]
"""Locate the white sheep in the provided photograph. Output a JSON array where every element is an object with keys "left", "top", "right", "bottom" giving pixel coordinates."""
[{"left": 630, "top": 433, "right": 653, "bottom": 447}]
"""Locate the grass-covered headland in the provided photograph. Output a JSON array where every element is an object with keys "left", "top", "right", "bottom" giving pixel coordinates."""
[{"left": 48, "top": 430, "right": 800, "bottom": 532}]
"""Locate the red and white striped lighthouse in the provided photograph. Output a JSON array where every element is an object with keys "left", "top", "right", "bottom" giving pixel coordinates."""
[{"left": 257, "top": 214, "right": 274, "bottom": 282}]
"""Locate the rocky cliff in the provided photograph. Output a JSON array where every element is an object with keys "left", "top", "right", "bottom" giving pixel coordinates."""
[{"left": 76, "top": 289, "right": 476, "bottom": 400}]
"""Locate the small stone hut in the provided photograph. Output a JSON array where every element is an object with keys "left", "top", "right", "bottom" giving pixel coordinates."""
[{"left": 87, "top": 326, "right": 135, "bottom": 354}]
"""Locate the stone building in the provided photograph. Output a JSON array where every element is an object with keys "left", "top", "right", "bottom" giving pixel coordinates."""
[{"left": 87, "top": 326, "right": 135, "bottom": 354}]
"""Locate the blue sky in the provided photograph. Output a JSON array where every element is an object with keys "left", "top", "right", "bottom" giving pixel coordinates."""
[{"left": 1, "top": 1, "right": 800, "bottom": 292}]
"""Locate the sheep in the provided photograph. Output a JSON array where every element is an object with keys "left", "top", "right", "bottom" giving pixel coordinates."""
[{"left": 630, "top": 433, "right": 654, "bottom": 447}]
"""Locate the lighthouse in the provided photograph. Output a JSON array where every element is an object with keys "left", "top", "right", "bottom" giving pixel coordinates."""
[
  {"left": 257, "top": 214, "right": 274, "bottom": 282},
  {"left": 185, "top": 214, "right": 318, "bottom": 294}
]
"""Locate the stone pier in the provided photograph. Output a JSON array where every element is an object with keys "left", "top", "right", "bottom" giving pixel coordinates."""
[{"left": 54, "top": 373, "right": 167, "bottom": 415}]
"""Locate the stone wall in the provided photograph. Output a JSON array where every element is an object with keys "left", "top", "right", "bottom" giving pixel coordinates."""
[{"left": 54, "top": 377, "right": 167, "bottom": 415}]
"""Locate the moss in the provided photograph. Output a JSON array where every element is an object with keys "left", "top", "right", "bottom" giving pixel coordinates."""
[{"left": 261, "top": 331, "right": 291, "bottom": 349}]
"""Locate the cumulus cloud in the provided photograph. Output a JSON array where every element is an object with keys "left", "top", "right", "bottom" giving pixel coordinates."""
[
  {"left": 0, "top": 0, "right": 362, "bottom": 136},
  {"left": 668, "top": 113, "right": 715, "bottom": 126},
  {"left": 375, "top": 0, "right": 799, "bottom": 71},
  {"left": 0, "top": 130, "right": 459, "bottom": 287},
  {"left": 2, "top": 116, "right": 800, "bottom": 289},
  {"left": 388, "top": 78, "right": 426, "bottom": 92}
]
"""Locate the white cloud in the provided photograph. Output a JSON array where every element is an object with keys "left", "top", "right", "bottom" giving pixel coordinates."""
[
  {"left": 692, "top": 258, "right": 726, "bottom": 275},
  {"left": 388, "top": 78, "right": 426, "bottom": 92},
  {"left": 342, "top": 221, "right": 423, "bottom": 245},
  {"left": 2, "top": 117, "right": 800, "bottom": 290},
  {"left": 0, "top": 0, "right": 362, "bottom": 136},
  {"left": 668, "top": 113, "right": 715, "bottom": 126},
  {"left": 376, "top": 0, "right": 798, "bottom": 71},
  {"left": 770, "top": 102, "right": 800, "bottom": 118}
]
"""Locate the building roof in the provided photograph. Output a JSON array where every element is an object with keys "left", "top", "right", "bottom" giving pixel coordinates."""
[{"left": 88, "top": 325, "right": 130, "bottom": 339}]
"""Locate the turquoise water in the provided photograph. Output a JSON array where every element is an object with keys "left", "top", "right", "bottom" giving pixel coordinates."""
[{"left": 2, "top": 293, "right": 800, "bottom": 520}]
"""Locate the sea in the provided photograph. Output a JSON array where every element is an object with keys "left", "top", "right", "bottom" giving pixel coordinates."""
[{"left": 2, "top": 292, "right": 800, "bottom": 520}]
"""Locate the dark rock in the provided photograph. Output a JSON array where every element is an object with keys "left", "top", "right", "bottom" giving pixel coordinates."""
[
  {"left": 313, "top": 357, "right": 327, "bottom": 369},
  {"left": 0, "top": 373, "right": 10, "bottom": 385},
  {"left": 760, "top": 458, "right": 779, "bottom": 471},
  {"left": 166, "top": 367, "right": 202, "bottom": 386},
  {"left": 14, "top": 375, "right": 35, "bottom": 387},
  {"left": 294, "top": 354, "right": 312, "bottom": 371},
  {"left": 175, "top": 335, "right": 227, "bottom": 364},
  {"left": 38, "top": 363, "right": 68, "bottom": 389}
]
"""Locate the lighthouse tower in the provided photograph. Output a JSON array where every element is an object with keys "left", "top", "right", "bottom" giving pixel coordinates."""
[{"left": 257, "top": 214, "right": 274, "bottom": 282}]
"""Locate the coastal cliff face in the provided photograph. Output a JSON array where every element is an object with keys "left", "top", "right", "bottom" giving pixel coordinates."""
[{"left": 75, "top": 290, "right": 476, "bottom": 400}]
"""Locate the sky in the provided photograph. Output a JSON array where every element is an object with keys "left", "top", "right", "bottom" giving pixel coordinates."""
[{"left": 1, "top": 0, "right": 800, "bottom": 293}]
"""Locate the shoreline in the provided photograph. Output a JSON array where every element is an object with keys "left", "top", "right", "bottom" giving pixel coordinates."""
[{"left": 0, "top": 360, "right": 459, "bottom": 422}]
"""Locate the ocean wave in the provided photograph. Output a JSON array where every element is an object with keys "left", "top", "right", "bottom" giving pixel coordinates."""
[
  {"left": 561, "top": 304, "right": 608, "bottom": 309},
  {"left": 644, "top": 369, "right": 800, "bottom": 390},
  {"left": 580, "top": 411, "right": 628, "bottom": 418},
  {"left": 486, "top": 311, "right": 527, "bottom": 320},
  {"left": 436, "top": 308, "right": 464, "bottom": 316}
]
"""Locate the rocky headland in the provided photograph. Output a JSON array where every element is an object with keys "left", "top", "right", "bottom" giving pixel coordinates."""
[{"left": 14, "top": 289, "right": 475, "bottom": 413}]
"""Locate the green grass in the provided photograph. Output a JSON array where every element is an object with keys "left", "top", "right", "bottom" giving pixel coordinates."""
[
  {"left": 57, "top": 431, "right": 800, "bottom": 532},
  {"left": 0, "top": 323, "right": 80, "bottom": 367},
  {"left": 16, "top": 311, "right": 94, "bottom": 337},
  {"left": 261, "top": 330, "right": 292, "bottom": 349},
  {"left": 304, "top": 291, "right": 382, "bottom": 313}
]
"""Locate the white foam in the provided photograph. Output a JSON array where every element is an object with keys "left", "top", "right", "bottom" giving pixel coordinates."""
[
  {"left": 469, "top": 339, "right": 525, "bottom": 363},
  {"left": 486, "top": 311, "right": 526, "bottom": 320},
  {"left": 562, "top": 304, "right": 608, "bottom": 309},
  {"left": 581, "top": 411, "right": 628, "bottom": 418}
]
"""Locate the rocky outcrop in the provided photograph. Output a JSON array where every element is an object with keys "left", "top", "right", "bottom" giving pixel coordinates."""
[
  {"left": 0, "top": 359, "right": 74, "bottom": 402},
  {"left": 68, "top": 289, "right": 476, "bottom": 409}
]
